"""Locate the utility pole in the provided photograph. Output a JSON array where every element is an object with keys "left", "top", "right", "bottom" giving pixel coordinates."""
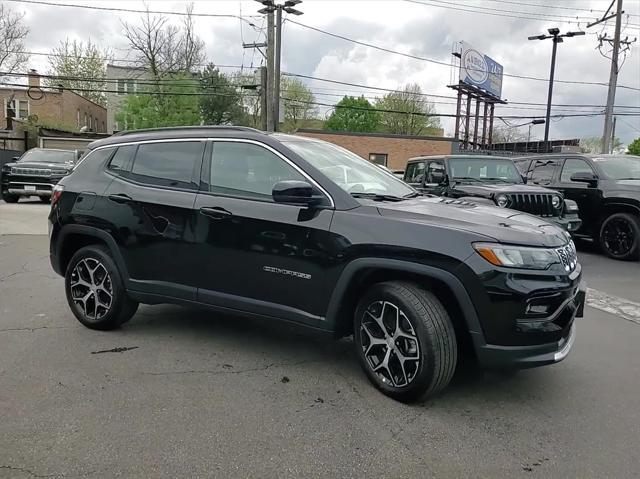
[
  {"left": 611, "top": 115, "right": 617, "bottom": 153},
  {"left": 257, "top": 1, "right": 303, "bottom": 132},
  {"left": 528, "top": 28, "right": 585, "bottom": 152},
  {"left": 260, "top": 66, "right": 268, "bottom": 131},
  {"left": 600, "top": 0, "right": 622, "bottom": 154}
]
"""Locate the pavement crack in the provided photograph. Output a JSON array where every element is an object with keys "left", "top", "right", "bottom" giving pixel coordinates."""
[
  {"left": 142, "top": 359, "right": 319, "bottom": 377},
  {"left": 0, "top": 326, "right": 72, "bottom": 333},
  {"left": 91, "top": 346, "right": 139, "bottom": 354},
  {"left": 0, "top": 261, "right": 29, "bottom": 282},
  {"left": 0, "top": 465, "right": 59, "bottom": 478}
]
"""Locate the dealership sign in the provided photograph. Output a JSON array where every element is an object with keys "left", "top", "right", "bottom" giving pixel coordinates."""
[{"left": 459, "top": 42, "right": 503, "bottom": 99}]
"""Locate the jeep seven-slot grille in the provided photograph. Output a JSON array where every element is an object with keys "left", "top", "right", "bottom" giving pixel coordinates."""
[
  {"left": 508, "top": 193, "right": 557, "bottom": 217},
  {"left": 10, "top": 167, "right": 52, "bottom": 177}
]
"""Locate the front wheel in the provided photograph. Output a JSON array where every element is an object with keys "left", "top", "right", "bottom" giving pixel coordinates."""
[
  {"left": 354, "top": 281, "right": 457, "bottom": 402},
  {"left": 65, "top": 245, "right": 139, "bottom": 330},
  {"left": 2, "top": 193, "right": 19, "bottom": 203},
  {"left": 599, "top": 212, "right": 640, "bottom": 261}
]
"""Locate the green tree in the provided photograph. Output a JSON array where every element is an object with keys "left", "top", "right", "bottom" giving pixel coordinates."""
[
  {"left": 626, "top": 137, "right": 640, "bottom": 155},
  {"left": 116, "top": 74, "right": 200, "bottom": 129},
  {"left": 281, "top": 77, "right": 316, "bottom": 132},
  {"left": 199, "top": 64, "right": 244, "bottom": 125},
  {"left": 325, "top": 96, "right": 380, "bottom": 133},
  {"left": 46, "top": 39, "right": 110, "bottom": 106},
  {"left": 375, "top": 83, "right": 441, "bottom": 135},
  {"left": 580, "top": 136, "right": 623, "bottom": 154}
]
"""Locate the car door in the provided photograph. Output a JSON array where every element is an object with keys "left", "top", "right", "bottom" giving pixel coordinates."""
[
  {"left": 101, "top": 140, "right": 205, "bottom": 300},
  {"left": 557, "top": 157, "right": 601, "bottom": 234},
  {"left": 192, "top": 139, "right": 335, "bottom": 325}
]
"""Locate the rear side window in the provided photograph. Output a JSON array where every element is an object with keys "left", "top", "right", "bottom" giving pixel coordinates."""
[
  {"left": 107, "top": 145, "right": 136, "bottom": 173},
  {"left": 528, "top": 159, "right": 558, "bottom": 185},
  {"left": 129, "top": 141, "right": 204, "bottom": 188}
]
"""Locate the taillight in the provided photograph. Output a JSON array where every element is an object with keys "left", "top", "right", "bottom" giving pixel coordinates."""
[{"left": 51, "top": 184, "right": 64, "bottom": 207}]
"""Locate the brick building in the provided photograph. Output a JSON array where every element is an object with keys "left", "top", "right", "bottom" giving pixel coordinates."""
[
  {"left": 294, "top": 129, "right": 456, "bottom": 171},
  {"left": 1, "top": 70, "right": 107, "bottom": 133}
]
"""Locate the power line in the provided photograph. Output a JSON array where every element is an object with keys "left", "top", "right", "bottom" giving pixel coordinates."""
[{"left": 286, "top": 19, "right": 640, "bottom": 90}]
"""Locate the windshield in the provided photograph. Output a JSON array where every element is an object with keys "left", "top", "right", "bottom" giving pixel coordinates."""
[
  {"left": 19, "top": 149, "right": 76, "bottom": 164},
  {"left": 593, "top": 155, "right": 640, "bottom": 180},
  {"left": 449, "top": 158, "right": 523, "bottom": 183},
  {"left": 283, "top": 139, "right": 415, "bottom": 198}
]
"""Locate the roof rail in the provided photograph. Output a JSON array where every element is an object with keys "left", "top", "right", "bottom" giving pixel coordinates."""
[{"left": 112, "top": 125, "right": 264, "bottom": 137}]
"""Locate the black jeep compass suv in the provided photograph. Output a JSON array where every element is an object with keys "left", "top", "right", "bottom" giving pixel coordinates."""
[{"left": 49, "top": 126, "right": 585, "bottom": 401}]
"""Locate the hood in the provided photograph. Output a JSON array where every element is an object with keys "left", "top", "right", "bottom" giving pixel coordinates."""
[
  {"left": 5, "top": 161, "right": 73, "bottom": 170},
  {"left": 453, "top": 182, "right": 555, "bottom": 196},
  {"left": 376, "top": 196, "right": 569, "bottom": 248}
]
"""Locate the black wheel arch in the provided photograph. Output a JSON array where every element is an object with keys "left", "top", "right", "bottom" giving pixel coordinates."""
[
  {"left": 325, "top": 258, "right": 483, "bottom": 354},
  {"left": 53, "top": 225, "right": 130, "bottom": 284}
]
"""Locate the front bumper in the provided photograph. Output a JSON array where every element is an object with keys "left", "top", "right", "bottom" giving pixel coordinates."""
[
  {"left": 549, "top": 214, "right": 582, "bottom": 233},
  {"left": 474, "top": 282, "right": 585, "bottom": 369},
  {"left": 2, "top": 179, "right": 59, "bottom": 197}
]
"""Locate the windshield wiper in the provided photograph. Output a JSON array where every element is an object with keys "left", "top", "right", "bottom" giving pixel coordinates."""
[
  {"left": 403, "top": 191, "right": 422, "bottom": 198},
  {"left": 483, "top": 177, "right": 518, "bottom": 183},
  {"left": 452, "top": 177, "right": 483, "bottom": 183},
  {"left": 350, "top": 192, "right": 405, "bottom": 202}
]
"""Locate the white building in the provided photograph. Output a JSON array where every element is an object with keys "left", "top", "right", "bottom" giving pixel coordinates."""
[{"left": 106, "top": 64, "right": 149, "bottom": 133}]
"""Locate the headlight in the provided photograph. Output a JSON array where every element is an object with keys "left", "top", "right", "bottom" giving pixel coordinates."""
[
  {"left": 473, "top": 242, "right": 560, "bottom": 270},
  {"left": 551, "top": 195, "right": 561, "bottom": 209},
  {"left": 1, "top": 165, "right": 11, "bottom": 173},
  {"left": 51, "top": 169, "right": 70, "bottom": 176},
  {"left": 495, "top": 194, "right": 509, "bottom": 208}
]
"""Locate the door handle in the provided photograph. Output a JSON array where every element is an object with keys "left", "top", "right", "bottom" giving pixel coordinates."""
[
  {"left": 108, "top": 193, "right": 132, "bottom": 204},
  {"left": 199, "top": 206, "right": 232, "bottom": 220}
]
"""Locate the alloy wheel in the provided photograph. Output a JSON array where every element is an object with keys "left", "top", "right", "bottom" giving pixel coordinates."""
[
  {"left": 359, "top": 301, "right": 421, "bottom": 388},
  {"left": 70, "top": 258, "right": 113, "bottom": 320},
  {"left": 602, "top": 217, "right": 634, "bottom": 256}
]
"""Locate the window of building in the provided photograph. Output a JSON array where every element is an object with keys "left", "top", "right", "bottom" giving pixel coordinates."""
[
  {"left": 4, "top": 99, "right": 29, "bottom": 119},
  {"left": 369, "top": 153, "right": 388, "bottom": 166},
  {"left": 129, "top": 141, "right": 204, "bottom": 188},
  {"left": 126, "top": 80, "right": 135, "bottom": 94},
  {"left": 528, "top": 159, "right": 558, "bottom": 185},
  {"left": 210, "top": 142, "right": 305, "bottom": 200},
  {"left": 117, "top": 79, "right": 125, "bottom": 95},
  {"left": 561, "top": 158, "right": 595, "bottom": 182},
  {"left": 76, "top": 109, "right": 80, "bottom": 128}
]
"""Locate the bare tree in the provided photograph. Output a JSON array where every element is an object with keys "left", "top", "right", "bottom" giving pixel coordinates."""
[
  {"left": 122, "top": 3, "right": 205, "bottom": 79},
  {"left": 0, "top": 4, "right": 30, "bottom": 78}
]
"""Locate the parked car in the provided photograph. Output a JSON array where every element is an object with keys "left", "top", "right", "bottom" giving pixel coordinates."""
[
  {"left": 404, "top": 155, "right": 581, "bottom": 233},
  {"left": 514, "top": 154, "right": 640, "bottom": 261},
  {"left": 1, "top": 148, "right": 78, "bottom": 203},
  {"left": 49, "top": 127, "right": 584, "bottom": 401}
]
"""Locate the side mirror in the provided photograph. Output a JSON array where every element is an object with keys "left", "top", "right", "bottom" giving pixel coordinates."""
[
  {"left": 272, "top": 180, "right": 324, "bottom": 206},
  {"left": 570, "top": 171, "right": 598, "bottom": 186}
]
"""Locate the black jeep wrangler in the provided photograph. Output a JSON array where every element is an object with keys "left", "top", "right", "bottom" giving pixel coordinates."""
[
  {"left": 404, "top": 155, "right": 581, "bottom": 233},
  {"left": 49, "top": 127, "right": 585, "bottom": 401},
  {"left": 514, "top": 154, "right": 640, "bottom": 261},
  {"left": 1, "top": 148, "right": 77, "bottom": 203}
]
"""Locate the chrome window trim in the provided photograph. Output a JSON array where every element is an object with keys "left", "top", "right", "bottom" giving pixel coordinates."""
[{"left": 85, "top": 137, "right": 335, "bottom": 208}]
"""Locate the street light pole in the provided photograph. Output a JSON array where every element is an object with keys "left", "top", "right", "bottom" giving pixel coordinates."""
[{"left": 528, "top": 28, "right": 585, "bottom": 152}]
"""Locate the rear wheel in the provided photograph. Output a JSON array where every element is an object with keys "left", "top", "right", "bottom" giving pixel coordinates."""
[
  {"left": 354, "top": 281, "right": 457, "bottom": 402},
  {"left": 2, "top": 193, "right": 19, "bottom": 203},
  {"left": 65, "top": 245, "right": 138, "bottom": 330},
  {"left": 599, "top": 212, "right": 640, "bottom": 261}
]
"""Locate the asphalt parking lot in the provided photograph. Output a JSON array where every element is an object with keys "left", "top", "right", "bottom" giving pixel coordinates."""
[{"left": 1, "top": 199, "right": 639, "bottom": 478}]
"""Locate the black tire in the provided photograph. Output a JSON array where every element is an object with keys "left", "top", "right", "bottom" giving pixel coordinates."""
[
  {"left": 2, "top": 193, "right": 19, "bottom": 203},
  {"left": 65, "top": 245, "right": 138, "bottom": 330},
  {"left": 39, "top": 195, "right": 51, "bottom": 203},
  {"left": 354, "top": 281, "right": 457, "bottom": 402},
  {"left": 599, "top": 212, "right": 640, "bottom": 261}
]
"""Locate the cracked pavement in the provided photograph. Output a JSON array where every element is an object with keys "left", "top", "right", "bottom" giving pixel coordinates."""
[{"left": 1, "top": 201, "right": 639, "bottom": 478}]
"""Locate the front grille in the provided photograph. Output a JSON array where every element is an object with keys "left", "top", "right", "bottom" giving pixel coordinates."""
[
  {"left": 11, "top": 167, "right": 52, "bottom": 177},
  {"left": 508, "top": 193, "right": 557, "bottom": 217},
  {"left": 556, "top": 241, "right": 578, "bottom": 273}
]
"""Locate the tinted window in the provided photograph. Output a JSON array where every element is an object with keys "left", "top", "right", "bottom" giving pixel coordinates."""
[
  {"left": 108, "top": 145, "right": 136, "bottom": 173},
  {"left": 426, "top": 161, "right": 445, "bottom": 183},
  {"left": 594, "top": 155, "right": 640, "bottom": 180},
  {"left": 529, "top": 159, "right": 558, "bottom": 184},
  {"left": 561, "top": 158, "right": 595, "bottom": 182},
  {"left": 405, "top": 162, "right": 425, "bottom": 183},
  {"left": 210, "top": 142, "right": 305, "bottom": 200},
  {"left": 130, "top": 141, "right": 203, "bottom": 187}
]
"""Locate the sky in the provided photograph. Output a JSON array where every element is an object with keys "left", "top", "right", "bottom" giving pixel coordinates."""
[{"left": 9, "top": 0, "right": 640, "bottom": 145}]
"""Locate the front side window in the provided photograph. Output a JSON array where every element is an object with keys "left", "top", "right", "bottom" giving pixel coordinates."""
[
  {"left": 593, "top": 155, "right": 640, "bottom": 180},
  {"left": 130, "top": 141, "right": 204, "bottom": 188},
  {"left": 283, "top": 139, "right": 415, "bottom": 197},
  {"left": 210, "top": 142, "right": 306, "bottom": 200},
  {"left": 561, "top": 158, "right": 595, "bottom": 182}
]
